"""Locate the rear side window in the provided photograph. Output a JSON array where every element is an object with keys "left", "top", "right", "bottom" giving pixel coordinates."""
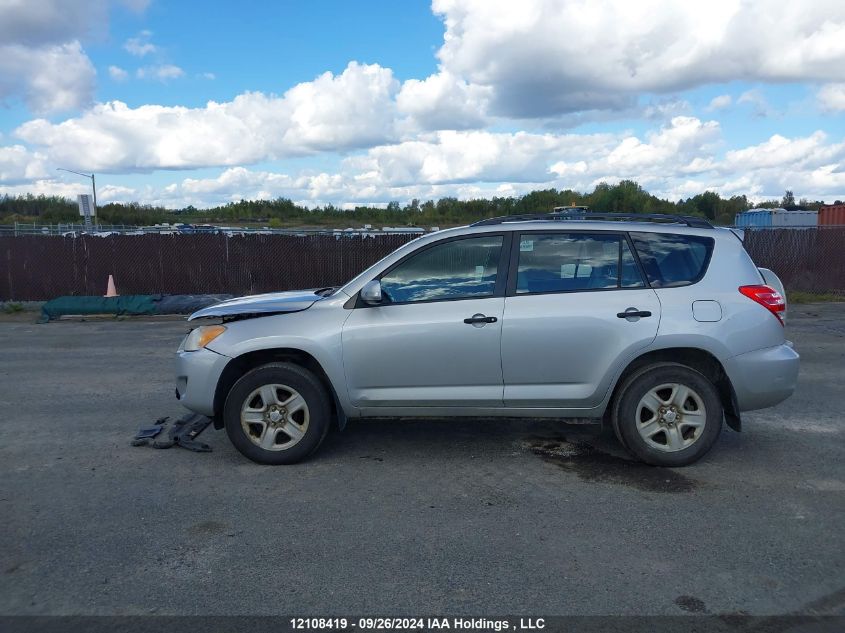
[
  {"left": 630, "top": 232, "right": 714, "bottom": 287},
  {"left": 515, "top": 233, "right": 645, "bottom": 294}
]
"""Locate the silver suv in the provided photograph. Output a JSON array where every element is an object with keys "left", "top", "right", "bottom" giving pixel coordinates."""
[{"left": 175, "top": 212, "right": 799, "bottom": 467}]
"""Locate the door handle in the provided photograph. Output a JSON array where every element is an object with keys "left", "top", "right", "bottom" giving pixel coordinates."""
[
  {"left": 464, "top": 314, "right": 497, "bottom": 324},
  {"left": 617, "top": 309, "right": 652, "bottom": 319}
]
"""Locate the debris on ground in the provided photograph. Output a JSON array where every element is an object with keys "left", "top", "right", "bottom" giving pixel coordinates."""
[{"left": 131, "top": 413, "right": 212, "bottom": 452}]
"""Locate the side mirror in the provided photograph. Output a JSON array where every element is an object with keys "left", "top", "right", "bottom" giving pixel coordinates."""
[{"left": 360, "top": 279, "right": 383, "bottom": 305}]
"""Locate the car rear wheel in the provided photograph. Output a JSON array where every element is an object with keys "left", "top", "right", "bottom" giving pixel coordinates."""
[
  {"left": 613, "top": 362, "right": 722, "bottom": 467},
  {"left": 223, "top": 362, "right": 330, "bottom": 464}
]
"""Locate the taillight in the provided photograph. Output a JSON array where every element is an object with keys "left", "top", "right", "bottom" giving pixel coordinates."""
[{"left": 739, "top": 285, "right": 785, "bottom": 325}]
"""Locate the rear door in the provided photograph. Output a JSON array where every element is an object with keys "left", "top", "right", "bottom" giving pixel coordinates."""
[{"left": 500, "top": 231, "right": 660, "bottom": 408}]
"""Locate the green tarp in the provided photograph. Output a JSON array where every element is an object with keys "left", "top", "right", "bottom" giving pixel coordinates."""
[
  {"left": 38, "top": 294, "right": 232, "bottom": 322},
  {"left": 40, "top": 295, "right": 160, "bottom": 322}
]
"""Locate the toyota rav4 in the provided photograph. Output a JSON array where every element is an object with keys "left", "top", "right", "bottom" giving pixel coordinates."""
[{"left": 175, "top": 212, "right": 799, "bottom": 467}]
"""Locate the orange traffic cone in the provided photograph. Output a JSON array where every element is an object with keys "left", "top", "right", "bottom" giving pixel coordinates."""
[{"left": 104, "top": 275, "right": 119, "bottom": 297}]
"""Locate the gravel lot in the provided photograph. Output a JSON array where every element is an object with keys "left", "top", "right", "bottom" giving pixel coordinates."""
[{"left": 0, "top": 305, "right": 843, "bottom": 616}]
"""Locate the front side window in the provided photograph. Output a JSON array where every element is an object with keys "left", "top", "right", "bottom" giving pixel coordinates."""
[
  {"left": 379, "top": 235, "right": 503, "bottom": 303},
  {"left": 630, "top": 232, "right": 714, "bottom": 287},
  {"left": 516, "top": 233, "right": 645, "bottom": 294}
]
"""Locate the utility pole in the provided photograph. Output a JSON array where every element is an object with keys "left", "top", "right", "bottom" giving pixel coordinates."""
[{"left": 57, "top": 168, "right": 98, "bottom": 230}]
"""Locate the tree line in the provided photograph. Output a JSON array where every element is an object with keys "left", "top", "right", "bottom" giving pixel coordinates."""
[{"left": 0, "top": 181, "right": 833, "bottom": 228}]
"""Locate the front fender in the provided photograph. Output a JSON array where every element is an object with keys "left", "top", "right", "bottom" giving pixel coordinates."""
[{"left": 205, "top": 299, "right": 356, "bottom": 418}]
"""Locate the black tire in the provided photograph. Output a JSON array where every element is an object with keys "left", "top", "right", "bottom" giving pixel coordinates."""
[
  {"left": 223, "top": 362, "right": 331, "bottom": 465},
  {"left": 612, "top": 362, "right": 723, "bottom": 467}
]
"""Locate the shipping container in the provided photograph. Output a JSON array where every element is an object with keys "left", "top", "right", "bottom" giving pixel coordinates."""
[
  {"left": 771, "top": 209, "right": 818, "bottom": 227},
  {"left": 819, "top": 204, "right": 845, "bottom": 226},
  {"left": 735, "top": 209, "right": 773, "bottom": 228},
  {"left": 735, "top": 208, "right": 818, "bottom": 228}
]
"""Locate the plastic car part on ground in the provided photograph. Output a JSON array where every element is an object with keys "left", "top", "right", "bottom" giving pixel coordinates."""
[{"left": 131, "top": 413, "right": 212, "bottom": 452}]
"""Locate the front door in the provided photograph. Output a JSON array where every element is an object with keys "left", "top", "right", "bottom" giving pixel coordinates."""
[
  {"left": 501, "top": 231, "right": 660, "bottom": 408},
  {"left": 342, "top": 234, "right": 510, "bottom": 409}
]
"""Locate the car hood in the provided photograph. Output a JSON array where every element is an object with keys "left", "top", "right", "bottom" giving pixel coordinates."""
[{"left": 187, "top": 289, "right": 323, "bottom": 320}]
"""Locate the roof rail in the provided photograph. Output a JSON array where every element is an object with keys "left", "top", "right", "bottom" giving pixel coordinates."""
[{"left": 470, "top": 211, "right": 713, "bottom": 229}]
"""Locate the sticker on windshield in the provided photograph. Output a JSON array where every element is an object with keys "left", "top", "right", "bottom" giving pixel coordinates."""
[
  {"left": 520, "top": 239, "right": 534, "bottom": 252},
  {"left": 474, "top": 265, "right": 485, "bottom": 281}
]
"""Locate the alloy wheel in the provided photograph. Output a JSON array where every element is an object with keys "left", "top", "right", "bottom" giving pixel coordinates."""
[
  {"left": 240, "top": 383, "right": 310, "bottom": 451},
  {"left": 635, "top": 382, "right": 707, "bottom": 452}
]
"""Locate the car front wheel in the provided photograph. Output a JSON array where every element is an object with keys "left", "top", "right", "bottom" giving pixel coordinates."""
[
  {"left": 613, "top": 362, "right": 723, "bottom": 467},
  {"left": 223, "top": 362, "right": 330, "bottom": 464}
]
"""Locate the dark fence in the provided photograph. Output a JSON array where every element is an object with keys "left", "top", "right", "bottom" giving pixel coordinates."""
[
  {"left": 0, "top": 233, "right": 417, "bottom": 300},
  {"left": 1, "top": 227, "right": 843, "bottom": 301},
  {"left": 743, "top": 227, "right": 845, "bottom": 296}
]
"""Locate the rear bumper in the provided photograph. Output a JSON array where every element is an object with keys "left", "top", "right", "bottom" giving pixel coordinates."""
[
  {"left": 724, "top": 343, "right": 799, "bottom": 412},
  {"left": 175, "top": 348, "right": 231, "bottom": 416}
]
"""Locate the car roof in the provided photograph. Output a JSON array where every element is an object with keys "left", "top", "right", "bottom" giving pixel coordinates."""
[
  {"left": 428, "top": 218, "right": 727, "bottom": 240},
  {"left": 471, "top": 212, "right": 712, "bottom": 228}
]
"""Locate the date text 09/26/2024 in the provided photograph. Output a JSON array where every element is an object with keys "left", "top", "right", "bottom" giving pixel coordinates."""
[{"left": 289, "top": 618, "right": 546, "bottom": 631}]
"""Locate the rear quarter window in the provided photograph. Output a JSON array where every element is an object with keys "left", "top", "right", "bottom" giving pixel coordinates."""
[{"left": 630, "top": 232, "right": 714, "bottom": 288}]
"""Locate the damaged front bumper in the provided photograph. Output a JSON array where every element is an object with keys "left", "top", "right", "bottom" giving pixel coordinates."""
[{"left": 175, "top": 347, "right": 231, "bottom": 417}]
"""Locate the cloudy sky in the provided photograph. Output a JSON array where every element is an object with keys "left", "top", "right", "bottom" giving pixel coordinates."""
[{"left": 1, "top": 0, "right": 844, "bottom": 209}]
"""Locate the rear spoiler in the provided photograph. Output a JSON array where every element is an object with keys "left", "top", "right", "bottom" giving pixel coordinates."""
[{"left": 728, "top": 227, "right": 745, "bottom": 242}]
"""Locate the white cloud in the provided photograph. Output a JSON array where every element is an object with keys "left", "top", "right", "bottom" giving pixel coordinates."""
[
  {"left": 0, "top": 179, "right": 137, "bottom": 201},
  {"left": 558, "top": 117, "right": 721, "bottom": 179},
  {"left": 15, "top": 62, "right": 400, "bottom": 172},
  {"left": 280, "top": 62, "right": 399, "bottom": 151},
  {"left": 397, "top": 72, "right": 490, "bottom": 131},
  {"left": 706, "top": 94, "right": 732, "bottom": 111},
  {"left": 818, "top": 83, "right": 845, "bottom": 112},
  {"left": 200, "top": 72, "right": 216, "bottom": 80},
  {"left": 0, "top": 0, "right": 108, "bottom": 46},
  {"left": 0, "top": 145, "right": 48, "bottom": 183},
  {"left": 347, "top": 129, "right": 614, "bottom": 187},
  {"left": 431, "top": 0, "right": 845, "bottom": 117},
  {"left": 119, "top": 166, "right": 546, "bottom": 209},
  {"left": 132, "top": 121, "right": 845, "bottom": 207},
  {"left": 718, "top": 134, "right": 845, "bottom": 198},
  {"left": 108, "top": 65, "right": 129, "bottom": 81},
  {"left": 120, "top": 118, "right": 723, "bottom": 205},
  {"left": 179, "top": 167, "right": 297, "bottom": 198},
  {"left": 737, "top": 89, "right": 771, "bottom": 117},
  {"left": 16, "top": 100, "right": 264, "bottom": 171},
  {"left": 8, "top": 114, "right": 844, "bottom": 205},
  {"left": 123, "top": 30, "right": 156, "bottom": 57},
  {"left": 723, "top": 131, "right": 844, "bottom": 171},
  {"left": 0, "top": 1, "right": 148, "bottom": 114},
  {"left": 545, "top": 116, "right": 723, "bottom": 193},
  {"left": 3, "top": 0, "right": 844, "bottom": 206},
  {"left": 0, "top": 41, "right": 96, "bottom": 113},
  {"left": 136, "top": 64, "right": 185, "bottom": 81}
]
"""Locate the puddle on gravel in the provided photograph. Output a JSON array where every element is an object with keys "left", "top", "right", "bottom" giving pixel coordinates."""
[
  {"left": 675, "top": 595, "right": 709, "bottom": 613},
  {"left": 522, "top": 437, "right": 698, "bottom": 493}
]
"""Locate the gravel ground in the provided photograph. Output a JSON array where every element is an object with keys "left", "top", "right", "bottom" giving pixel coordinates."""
[{"left": 0, "top": 305, "right": 843, "bottom": 616}]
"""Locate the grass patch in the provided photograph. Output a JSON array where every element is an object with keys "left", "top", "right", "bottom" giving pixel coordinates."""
[
  {"left": 787, "top": 291, "right": 844, "bottom": 304},
  {"left": 2, "top": 302, "right": 24, "bottom": 314}
]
